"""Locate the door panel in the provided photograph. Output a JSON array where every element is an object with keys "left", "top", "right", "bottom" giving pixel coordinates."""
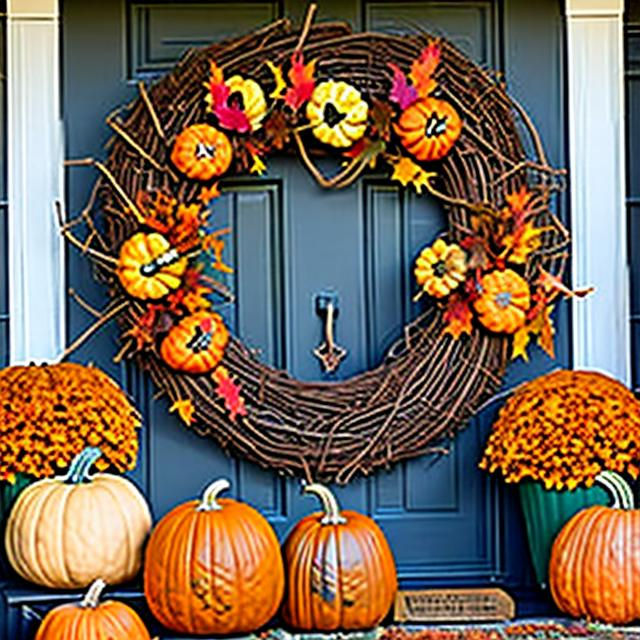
[{"left": 62, "top": 0, "right": 568, "bottom": 609}]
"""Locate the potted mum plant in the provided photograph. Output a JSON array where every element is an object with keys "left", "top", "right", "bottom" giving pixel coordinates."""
[
  {"left": 0, "top": 361, "right": 141, "bottom": 526},
  {"left": 479, "top": 369, "right": 640, "bottom": 587}
]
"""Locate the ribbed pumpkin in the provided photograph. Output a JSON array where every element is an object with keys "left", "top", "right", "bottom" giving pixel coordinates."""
[
  {"left": 395, "top": 97, "right": 462, "bottom": 162},
  {"left": 415, "top": 238, "right": 467, "bottom": 298},
  {"left": 473, "top": 268, "right": 530, "bottom": 334},
  {"left": 306, "top": 80, "right": 369, "bottom": 148},
  {"left": 281, "top": 484, "right": 397, "bottom": 631},
  {"left": 160, "top": 310, "right": 229, "bottom": 374},
  {"left": 225, "top": 75, "right": 267, "bottom": 131},
  {"left": 117, "top": 231, "right": 187, "bottom": 300},
  {"left": 144, "top": 478, "right": 284, "bottom": 635},
  {"left": 550, "top": 472, "right": 640, "bottom": 624},
  {"left": 5, "top": 448, "right": 152, "bottom": 589},
  {"left": 35, "top": 579, "right": 150, "bottom": 640},
  {"left": 171, "top": 123, "right": 233, "bottom": 180}
]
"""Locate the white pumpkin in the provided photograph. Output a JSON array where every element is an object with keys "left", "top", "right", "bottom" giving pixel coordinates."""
[{"left": 5, "top": 447, "right": 152, "bottom": 589}]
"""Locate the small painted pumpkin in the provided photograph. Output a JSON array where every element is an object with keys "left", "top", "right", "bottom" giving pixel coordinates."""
[
  {"left": 35, "top": 579, "right": 151, "bottom": 640},
  {"left": 117, "top": 231, "right": 187, "bottom": 300},
  {"left": 550, "top": 472, "right": 640, "bottom": 624},
  {"left": 225, "top": 75, "right": 267, "bottom": 131},
  {"left": 171, "top": 123, "right": 233, "bottom": 180},
  {"left": 306, "top": 80, "right": 369, "bottom": 148},
  {"left": 395, "top": 97, "right": 462, "bottom": 162},
  {"left": 281, "top": 484, "right": 397, "bottom": 631},
  {"left": 5, "top": 448, "right": 152, "bottom": 589},
  {"left": 415, "top": 238, "right": 467, "bottom": 298},
  {"left": 473, "top": 268, "right": 530, "bottom": 334},
  {"left": 144, "top": 478, "right": 284, "bottom": 635},
  {"left": 160, "top": 310, "right": 229, "bottom": 374}
]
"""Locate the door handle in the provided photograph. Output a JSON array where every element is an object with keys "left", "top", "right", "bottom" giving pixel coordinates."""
[{"left": 313, "top": 292, "right": 347, "bottom": 373}]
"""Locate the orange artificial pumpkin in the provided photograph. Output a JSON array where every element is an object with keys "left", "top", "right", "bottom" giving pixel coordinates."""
[
  {"left": 281, "top": 484, "right": 397, "bottom": 631},
  {"left": 160, "top": 310, "right": 229, "bottom": 374},
  {"left": 171, "top": 123, "right": 233, "bottom": 180},
  {"left": 117, "top": 231, "right": 187, "bottom": 300},
  {"left": 144, "top": 478, "right": 284, "bottom": 635},
  {"left": 35, "top": 579, "right": 150, "bottom": 640},
  {"left": 550, "top": 472, "right": 640, "bottom": 624},
  {"left": 473, "top": 268, "right": 530, "bottom": 334},
  {"left": 395, "top": 97, "right": 462, "bottom": 162}
]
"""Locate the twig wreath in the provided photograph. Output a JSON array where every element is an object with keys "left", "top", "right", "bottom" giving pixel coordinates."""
[{"left": 61, "top": 7, "right": 588, "bottom": 484}]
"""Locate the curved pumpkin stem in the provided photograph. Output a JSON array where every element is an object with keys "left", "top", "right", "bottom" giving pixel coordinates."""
[
  {"left": 304, "top": 483, "right": 346, "bottom": 525},
  {"left": 595, "top": 471, "right": 635, "bottom": 510},
  {"left": 63, "top": 447, "right": 102, "bottom": 484},
  {"left": 81, "top": 579, "right": 107, "bottom": 608},
  {"left": 198, "top": 478, "right": 230, "bottom": 511}
]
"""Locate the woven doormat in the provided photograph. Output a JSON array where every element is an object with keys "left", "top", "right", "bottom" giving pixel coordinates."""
[{"left": 258, "top": 622, "right": 640, "bottom": 640}]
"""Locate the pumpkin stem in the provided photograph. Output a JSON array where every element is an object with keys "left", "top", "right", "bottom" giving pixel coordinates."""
[
  {"left": 63, "top": 447, "right": 102, "bottom": 484},
  {"left": 304, "top": 483, "right": 346, "bottom": 525},
  {"left": 81, "top": 579, "right": 107, "bottom": 608},
  {"left": 198, "top": 478, "right": 230, "bottom": 511},
  {"left": 595, "top": 471, "right": 635, "bottom": 510}
]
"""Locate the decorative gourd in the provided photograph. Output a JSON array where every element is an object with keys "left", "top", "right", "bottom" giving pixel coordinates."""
[
  {"left": 225, "top": 75, "right": 267, "bottom": 131},
  {"left": 550, "top": 472, "right": 640, "bottom": 624},
  {"left": 415, "top": 238, "right": 467, "bottom": 298},
  {"left": 5, "top": 448, "right": 152, "bottom": 589},
  {"left": 144, "top": 478, "right": 284, "bottom": 635},
  {"left": 117, "top": 231, "right": 187, "bottom": 300},
  {"left": 281, "top": 483, "right": 397, "bottom": 631},
  {"left": 160, "top": 310, "right": 229, "bottom": 374},
  {"left": 473, "top": 268, "right": 530, "bottom": 334},
  {"left": 395, "top": 97, "right": 462, "bottom": 162},
  {"left": 171, "top": 123, "right": 233, "bottom": 180},
  {"left": 306, "top": 80, "right": 369, "bottom": 148},
  {"left": 35, "top": 579, "right": 150, "bottom": 640}
]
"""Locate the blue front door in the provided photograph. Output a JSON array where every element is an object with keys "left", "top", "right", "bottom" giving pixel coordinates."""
[{"left": 61, "top": 0, "right": 568, "bottom": 620}]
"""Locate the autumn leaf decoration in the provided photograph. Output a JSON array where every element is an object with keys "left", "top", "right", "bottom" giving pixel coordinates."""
[
  {"left": 284, "top": 51, "right": 316, "bottom": 110},
  {"left": 205, "top": 61, "right": 252, "bottom": 133},
  {"left": 213, "top": 366, "right": 247, "bottom": 422},
  {"left": 388, "top": 41, "right": 440, "bottom": 108}
]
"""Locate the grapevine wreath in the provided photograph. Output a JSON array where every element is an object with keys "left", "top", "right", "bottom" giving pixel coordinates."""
[{"left": 61, "top": 7, "right": 585, "bottom": 484}]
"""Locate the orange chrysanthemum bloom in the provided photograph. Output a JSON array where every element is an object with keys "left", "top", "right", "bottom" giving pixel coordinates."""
[
  {"left": 479, "top": 370, "right": 640, "bottom": 490},
  {"left": 0, "top": 362, "right": 140, "bottom": 482}
]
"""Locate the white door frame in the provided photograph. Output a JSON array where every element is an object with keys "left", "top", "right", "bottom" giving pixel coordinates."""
[
  {"left": 5, "top": 0, "right": 630, "bottom": 382},
  {"left": 7, "top": 0, "right": 64, "bottom": 364}
]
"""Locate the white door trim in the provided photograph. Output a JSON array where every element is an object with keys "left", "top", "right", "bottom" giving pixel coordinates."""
[
  {"left": 566, "top": 0, "right": 629, "bottom": 383},
  {"left": 7, "top": 0, "right": 65, "bottom": 364}
]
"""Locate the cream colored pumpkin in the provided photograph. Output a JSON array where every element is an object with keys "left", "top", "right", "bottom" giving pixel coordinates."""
[{"left": 5, "top": 448, "right": 152, "bottom": 589}]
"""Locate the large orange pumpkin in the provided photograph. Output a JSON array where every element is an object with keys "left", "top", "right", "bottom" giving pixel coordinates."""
[
  {"left": 117, "top": 231, "right": 187, "bottom": 300},
  {"left": 5, "top": 447, "right": 152, "bottom": 589},
  {"left": 144, "top": 478, "right": 284, "bottom": 635},
  {"left": 35, "top": 579, "right": 151, "bottom": 640},
  {"left": 395, "top": 97, "right": 462, "bottom": 162},
  {"left": 550, "top": 471, "right": 640, "bottom": 624},
  {"left": 160, "top": 310, "right": 229, "bottom": 374},
  {"left": 171, "top": 123, "right": 233, "bottom": 180},
  {"left": 281, "top": 483, "right": 397, "bottom": 631},
  {"left": 473, "top": 268, "right": 530, "bottom": 334}
]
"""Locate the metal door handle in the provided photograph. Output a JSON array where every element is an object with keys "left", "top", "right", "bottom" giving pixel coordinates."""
[{"left": 313, "top": 293, "right": 347, "bottom": 373}]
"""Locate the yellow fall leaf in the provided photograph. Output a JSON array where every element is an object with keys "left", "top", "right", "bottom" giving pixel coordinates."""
[
  {"left": 170, "top": 398, "right": 194, "bottom": 425},
  {"left": 250, "top": 154, "right": 267, "bottom": 176},
  {"left": 266, "top": 60, "right": 287, "bottom": 99},
  {"left": 390, "top": 157, "right": 436, "bottom": 193},
  {"left": 511, "top": 325, "right": 531, "bottom": 361},
  {"left": 503, "top": 222, "right": 547, "bottom": 264}
]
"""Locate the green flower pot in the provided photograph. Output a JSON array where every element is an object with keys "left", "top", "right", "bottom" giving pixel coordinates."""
[
  {"left": 0, "top": 474, "right": 32, "bottom": 525},
  {"left": 518, "top": 480, "right": 610, "bottom": 588}
]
